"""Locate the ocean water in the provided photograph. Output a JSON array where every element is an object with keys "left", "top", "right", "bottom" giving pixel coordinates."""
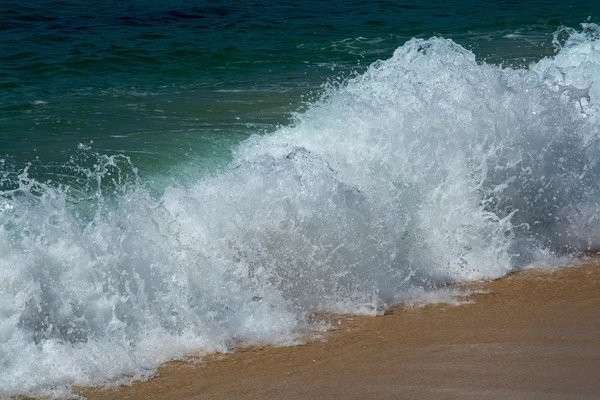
[{"left": 1, "top": 1, "right": 599, "bottom": 397}]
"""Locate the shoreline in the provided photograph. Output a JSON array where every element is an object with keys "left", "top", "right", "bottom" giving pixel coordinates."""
[{"left": 77, "top": 260, "right": 600, "bottom": 400}]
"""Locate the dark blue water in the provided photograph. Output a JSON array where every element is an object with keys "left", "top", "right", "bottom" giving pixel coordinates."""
[
  {"left": 1, "top": 1, "right": 597, "bottom": 181},
  {"left": 1, "top": 1, "right": 599, "bottom": 397}
]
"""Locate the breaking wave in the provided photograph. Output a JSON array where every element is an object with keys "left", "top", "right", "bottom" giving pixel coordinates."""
[{"left": 1, "top": 24, "right": 599, "bottom": 398}]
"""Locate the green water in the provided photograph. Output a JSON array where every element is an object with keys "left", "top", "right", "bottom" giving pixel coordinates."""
[{"left": 2, "top": 0, "right": 597, "bottom": 187}]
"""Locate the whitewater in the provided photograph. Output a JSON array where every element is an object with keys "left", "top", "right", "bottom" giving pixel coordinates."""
[{"left": 1, "top": 24, "right": 599, "bottom": 398}]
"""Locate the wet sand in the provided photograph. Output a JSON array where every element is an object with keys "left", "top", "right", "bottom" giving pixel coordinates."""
[{"left": 79, "top": 261, "right": 600, "bottom": 400}]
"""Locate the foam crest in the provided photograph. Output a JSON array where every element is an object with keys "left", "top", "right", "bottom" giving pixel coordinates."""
[{"left": 1, "top": 24, "right": 599, "bottom": 397}]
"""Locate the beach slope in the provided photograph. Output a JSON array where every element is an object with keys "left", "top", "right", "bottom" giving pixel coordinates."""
[{"left": 80, "top": 262, "right": 600, "bottom": 400}]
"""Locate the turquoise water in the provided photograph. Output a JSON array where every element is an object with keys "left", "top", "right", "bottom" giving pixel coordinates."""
[
  {"left": 1, "top": 1, "right": 599, "bottom": 397},
  {"left": 2, "top": 1, "right": 597, "bottom": 181}
]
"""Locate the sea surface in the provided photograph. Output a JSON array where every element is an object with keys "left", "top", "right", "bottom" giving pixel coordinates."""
[{"left": 1, "top": 1, "right": 599, "bottom": 397}]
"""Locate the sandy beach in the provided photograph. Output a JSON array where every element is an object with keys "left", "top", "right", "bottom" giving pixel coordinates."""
[{"left": 77, "top": 260, "right": 600, "bottom": 400}]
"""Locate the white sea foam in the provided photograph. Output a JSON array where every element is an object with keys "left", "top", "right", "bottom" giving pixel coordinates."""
[{"left": 1, "top": 24, "right": 599, "bottom": 398}]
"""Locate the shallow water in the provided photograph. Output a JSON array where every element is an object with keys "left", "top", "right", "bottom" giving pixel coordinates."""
[{"left": 0, "top": 1, "right": 599, "bottom": 397}]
